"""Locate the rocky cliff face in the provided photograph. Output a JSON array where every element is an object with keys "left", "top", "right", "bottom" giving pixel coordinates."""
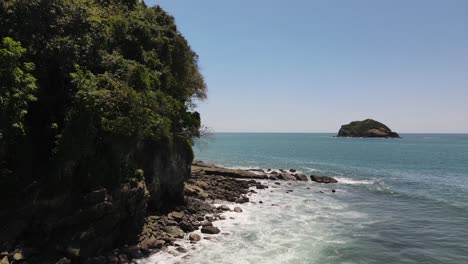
[
  {"left": 0, "top": 138, "right": 193, "bottom": 262},
  {"left": 337, "top": 119, "right": 400, "bottom": 138}
]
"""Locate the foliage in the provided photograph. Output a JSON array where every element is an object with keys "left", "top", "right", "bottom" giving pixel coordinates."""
[
  {"left": 0, "top": 37, "right": 37, "bottom": 142},
  {"left": 342, "top": 119, "right": 391, "bottom": 133},
  {"left": 0, "top": 0, "right": 206, "bottom": 192}
]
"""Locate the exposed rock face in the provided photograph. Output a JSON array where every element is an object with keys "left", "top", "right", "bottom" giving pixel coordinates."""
[
  {"left": 337, "top": 119, "right": 400, "bottom": 138},
  {"left": 0, "top": 139, "right": 193, "bottom": 262}
]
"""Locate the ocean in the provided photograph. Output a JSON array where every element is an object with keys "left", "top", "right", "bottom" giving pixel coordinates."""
[{"left": 141, "top": 133, "right": 468, "bottom": 264}]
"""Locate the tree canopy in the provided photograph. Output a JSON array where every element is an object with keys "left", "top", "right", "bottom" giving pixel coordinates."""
[{"left": 0, "top": 0, "right": 206, "bottom": 193}]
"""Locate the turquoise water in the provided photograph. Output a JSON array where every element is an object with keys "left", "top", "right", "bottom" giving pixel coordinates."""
[{"left": 189, "top": 133, "right": 468, "bottom": 264}]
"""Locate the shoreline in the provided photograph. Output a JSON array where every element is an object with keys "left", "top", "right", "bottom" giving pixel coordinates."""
[{"left": 131, "top": 161, "right": 338, "bottom": 264}]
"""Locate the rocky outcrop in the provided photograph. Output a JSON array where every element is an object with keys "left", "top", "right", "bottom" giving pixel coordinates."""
[
  {"left": 310, "top": 175, "right": 338, "bottom": 184},
  {"left": 337, "top": 119, "right": 400, "bottom": 138},
  {"left": 0, "top": 139, "right": 193, "bottom": 263}
]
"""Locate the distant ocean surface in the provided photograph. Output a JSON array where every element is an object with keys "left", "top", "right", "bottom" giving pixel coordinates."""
[{"left": 144, "top": 133, "right": 468, "bottom": 264}]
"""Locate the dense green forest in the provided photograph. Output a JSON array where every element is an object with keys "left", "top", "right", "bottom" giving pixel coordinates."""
[{"left": 0, "top": 0, "right": 206, "bottom": 196}]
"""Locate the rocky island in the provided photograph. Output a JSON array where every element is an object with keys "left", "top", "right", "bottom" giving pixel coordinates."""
[{"left": 337, "top": 119, "right": 400, "bottom": 138}]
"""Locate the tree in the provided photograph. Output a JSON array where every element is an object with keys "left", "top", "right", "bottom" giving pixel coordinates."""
[{"left": 0, "top": 0, "right": 207, "bottom": 191}]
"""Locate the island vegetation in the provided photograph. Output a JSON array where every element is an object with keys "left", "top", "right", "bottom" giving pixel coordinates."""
[{"left": 337, "top": 119, "right": 400, "bottom": 138}]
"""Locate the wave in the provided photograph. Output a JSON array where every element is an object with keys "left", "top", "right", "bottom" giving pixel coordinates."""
[{"left": 335, "top": 177, "right": 379, "bottom": 185}]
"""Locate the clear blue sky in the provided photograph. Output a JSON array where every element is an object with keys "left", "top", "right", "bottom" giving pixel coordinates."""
[{"left": 148, "top": 0, "right": 468, "bottom": 133}]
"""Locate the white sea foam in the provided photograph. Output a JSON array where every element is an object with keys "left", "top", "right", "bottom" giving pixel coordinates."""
[
  {"left": 138, "top": 181, "right": 371, "bottom": 264},
  {"left": 335, "top": 177, "right": 377, "bottom": 185}
]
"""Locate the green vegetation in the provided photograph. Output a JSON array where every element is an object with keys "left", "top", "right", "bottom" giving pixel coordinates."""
[
  {"left": 0, "top": 0, "right": 206, "bottom": 194},
  {"left": 337, "top": 119, "right": 400, "bottom": 138},
  {"left": 342, "top": 119, "right": 391, "bottom": 132}
]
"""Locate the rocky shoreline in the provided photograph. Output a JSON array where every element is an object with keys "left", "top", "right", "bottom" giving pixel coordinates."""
[
  {"left": 127, "top": 162, "right": 337, "bottom": 264},
  {"left": 0, "top": 162, "right": 338, "bottom": 264}
]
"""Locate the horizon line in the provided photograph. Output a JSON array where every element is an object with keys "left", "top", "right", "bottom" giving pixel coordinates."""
[{"left": 211, "top": 132, "right": 468, "bottom": 134}]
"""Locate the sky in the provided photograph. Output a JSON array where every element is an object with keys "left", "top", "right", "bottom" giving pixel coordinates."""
[{"left": 148, "top": 0, "right": 468, "bottom": 133}]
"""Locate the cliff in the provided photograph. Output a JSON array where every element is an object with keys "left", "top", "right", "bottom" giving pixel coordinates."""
[
  {"left": 0, "top": 1, "right": 205, "bottom": 262},
  {"left": 337, "top": 119, "right": 400, "bottom": 138}
]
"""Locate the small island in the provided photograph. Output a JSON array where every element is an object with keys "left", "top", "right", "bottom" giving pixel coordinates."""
[{"left": 337, "top": 119, "right": 400, "bottom": 138}]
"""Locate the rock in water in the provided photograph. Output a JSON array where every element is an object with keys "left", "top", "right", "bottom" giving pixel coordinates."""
[
  {"left": 189, "top": 233, "right": 201, "bottom": 242},
  {"left": 337, "top": 119, "right": 400, "bottom": 138},
  {"left": 201, "top": 226, "right": 221, "bottom": 234},
  {"left": 310, "top": 175, "right": 338, "bottom": 184}
]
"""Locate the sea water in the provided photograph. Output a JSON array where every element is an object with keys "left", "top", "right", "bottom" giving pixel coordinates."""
[{"left": 140, "top": 133, "right": 468, "bottom": 264}]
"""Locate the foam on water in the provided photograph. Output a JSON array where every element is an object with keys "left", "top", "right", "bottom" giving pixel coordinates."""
[
  {"left": 139, "top": 181, "right": 373, "bottom": 264},
  {"left": 334, "top": 177, "right": 377, "bottom": 185}
]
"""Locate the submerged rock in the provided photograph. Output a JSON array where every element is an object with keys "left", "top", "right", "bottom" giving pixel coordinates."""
[{"left": 337, "top": 119, "right": 400, "bottom": 138}]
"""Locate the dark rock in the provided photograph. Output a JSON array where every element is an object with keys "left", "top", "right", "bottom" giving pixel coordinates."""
[
  {"left": 236, "top": 196, "right": 249, "bottom": 204},
  {"left": 199, "top": 220, "right": 212, "bottom": 227},
  {"left": 56, "top": 258, "right": 71, "bottom": 264},
  {"left": 293, "top": 173, "right": 308, "bottom": 181},
  {"left": 121, "top": 245, "right": 142, "bottom": 259},
  {"left": 83, "top": 189, "right": 107, "bottom": 205},
  {"left": 256, "top": 185, "right": 268, "bottom": 189},
  {"left": 310, "top": 175, "right": 338, "bottom": 184},
  {"left": 269, "top": 175, "right": 278, "bottom": 180},
  {"left": 289, "top": 169, "right": 296, "bottom": 173},
  {"left": 217, "top": 205, "right": 230, "bottom": 211},
  {"left": 178, "top": 221, "right": 195, "bottom": 232},
  {"left": 337, "top": 119, "right": 400, "bottom": 138},
  {"left": 176, "top": 247, "right": 187, "bottom": 253},
  {"left": 278, "top": 173, "right": 296, "bottom": 181},
  {"left": 201, "top": 226, "right": 220, "bottom": 234},
  {"left": 189, "top": 233, "right": 201, "bottom": 242},
  {"left": 332, "top": 189, "right": 336, "bottom": 193},
  {"left": 274, "top": 182, "right": 281, "bottom": 185},
  {"left": 118, "top": 254, "right": 129, "bottom": 264},
  {"left": 141, "top": 239, "right": 165, "bottom": 250},
  {"left": 233, "top": 207, "right": 243, "bottom": 213}
]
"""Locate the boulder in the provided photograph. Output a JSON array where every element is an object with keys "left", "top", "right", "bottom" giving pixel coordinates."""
[
  {"left": 217, "top": 205, "right": 230, "bottom": 211},
  {"left": 164, "top": 226, "right": 184, "bottom": 238},
  {"left": 201, "top": 226, "right": 220, "bottom": 234},
  {"left": 293, "top": 173, "right": 308, "bottom": 181},
  {"left": 178, "top": 221, "right": 195, "bottom": 232},
  {"left": 310, "top": 175, "right": 338, "bottom": 184},
  {"left": 168, "top": 211, "right": 184, "bottom": 222},
  {"left": 233, "top": 207, "right": 243, "bottom": 213},
  {"left": 278, "top": 173, "right": 296, "bottom": 181},
  {"left": 189, "top": 233, "right": 201, "bottom": 242}
]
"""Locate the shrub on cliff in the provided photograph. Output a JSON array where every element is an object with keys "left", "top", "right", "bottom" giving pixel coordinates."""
[{"left": 0, "top": 0, "right": 206, "bottom": 194}]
